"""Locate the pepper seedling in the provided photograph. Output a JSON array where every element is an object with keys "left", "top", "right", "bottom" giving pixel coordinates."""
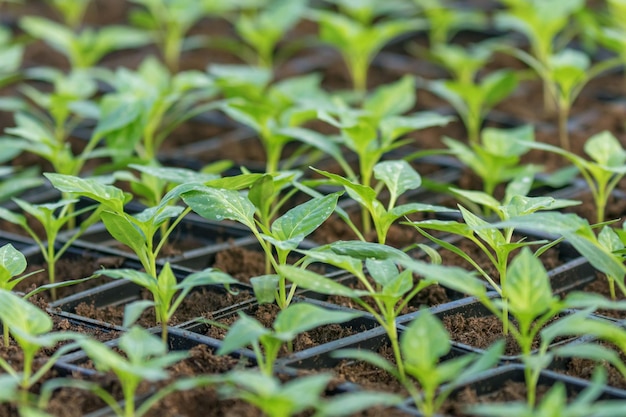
[
  {"left": 519, "top": 130, "right": 626, "bottom": 224},
  {"left": 95, "top": 56, "right": 217, "bottom": 164},
  {"left": 335, "top": 309, "right": 504, "bottom": 417},
  {"left": 179, "top": 175, "right": 341, "bottom": 308},
  {"left": 210, "top": 64, "right": 326, "bottom": 174},
  {"left": 216, "top": 369, "right": 403, "bottom": 417},
  {"left": 494, "top": 0, "right": 585, "bottom": 113},
  {"left": 129, "top": 0, "right": 208, "bottom": 72},
  {"left": 0, "top": 289, "right": 83, "bottom": 406},
  {"left": 41, "top": 326, "right": 188, "bottom": 417},
  {"left": 404, "top": 171, "right": 579, "bottom": 332},
  {"left": 96, "top": 262, "right": 237, "bottom": 341},
  {"left": 0, "top": 195, "right": 102, "bottom": 300},
  {"left": 442, "top": 125, "right": 539, "bottom": 198},
  {"left": 311, "top": 160, "right": 456, "bottom": 245},
  {"left": 44, "top": 0, "right": 91, "bottom": 29},
  {"left": 20, "top": 15, "right": 150, "bottom": 68},
  {"left": 309, "top": 8, "right": 423, "bottom": 96},
  {"left": 426, "top": 68, "right": 518, "bottom": 145},
  {"left": 44, "top": 173, "right": 196, "bottom": 282},
  {"left": 280, "top": 240, "right": 478, "bottom": 383},
  {"left": 218, "top": 302, "right": 360, "bottom": 376},
  {"left": 212, "top": 0, "right": 308, "bottom": 69}
]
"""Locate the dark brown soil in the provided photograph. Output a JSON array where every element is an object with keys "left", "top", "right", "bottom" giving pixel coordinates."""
[
  {"left": 442, "top": 313, "right": 570, "bottom": 357},
  {"left": 73, "top": 285, "right": 253, "bottom": 328},
  {"left": 441, "top": 380, "right": 552, "bottom": 416}
]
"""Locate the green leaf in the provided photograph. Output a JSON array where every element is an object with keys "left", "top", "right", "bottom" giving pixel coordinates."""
[
  {"left": 315, "top": 391, "right": 403, "bottom": 417},
  {"left": 123, "top": 300, "right": 155, "bottom": 328},
  {"left": 100, "top": 211, "right": 146, "bottom": 259},
  {"left": 278, "top": 265, "right": 365, "bottom": 298},
  {"left": 181, "top": 186, "right": 255, "bottom": 229},
  {"left": 0, "top": 288, "right": 52, "bottom": 335},
  {"left": 97, "top": 269, "right": 155, "bottom": 292},
  {"left": 373, "top": 160, "right": 421, "bottom": 199},
  {"left": 401, "top": 309, "right": 450, "bottom": 372},
  {"left": 273, "top": 303, "right": 361, "bottom": 340},
  {"left": 218, "top": 313, "right": 270, "bottom": 355},
  {"left": 250, "top": 274, "right": 279, "bottom": 304},
  {"left": 503, "top": 248, "right": 553, "bottom": 327},
  {"left": 44, "top": 173, "right": 126, "bottom": 212},
  {"left": 271, "top": 192, "right": 340, "bottom": 243},
  {"left": 311, "top": 167, "right": 375, "bottom": 207},
  {"left": 0, "top": 243, "right": 26, "bottom": 278},
  {"left": 364, "top": 74, "right": 415, "bottom": 119},
  {"left": 584, "top": 130, "right": 626, "bottom": 168}
]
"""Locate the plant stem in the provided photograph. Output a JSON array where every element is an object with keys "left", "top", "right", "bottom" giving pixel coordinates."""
[{"left": 557, "top": 99, "right": 570, "bottom": 152}]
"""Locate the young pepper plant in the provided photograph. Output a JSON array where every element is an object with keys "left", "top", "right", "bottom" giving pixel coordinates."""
[
  {"left": 442, "top": 125, "right": 539, "bottom": 199},
  {"left": 311, "top": 160, "right": 456, "bottom": 245},
  {"left": 309, "top": 8, "right": 423, "bottom": 96},
  {"left": 279, "top": 240, "right": 477, "bottom": 383},
  {"left": 0, "top": 289, "right": 83, "bottom": 406},
  {"left": 95, "top": 262, "right": 237, "bottom": 341},
  {"left": 519, "top": 130, "right": 626, "bottom": 224},
  {"left": 412, "top": 0, "right": 487, "bottom": 47},
  {"left": 95, "top": 57, "right": 217, "bottom": 165},
  {"left": 218, "top": 302, "right": 360, "bottom": 376},
  {"left": 216, "top": 369, "right": 402, "bottom": 417},
  {"left": 41, "top": 326, "right": 188, "bottom": 417},
  {"left": 43, "top": 172, "right": 191, "bottom": 281},
  {"left": 494, "top": 0, "right": 585, "bottom": 113},
  {"left": 310, "top": 75, "right": 453, "bottom": 234},
  {"left": 0, "top": 196, "right": 102, "bottom": 300},
  {"left": 209, "top": 0, "right": 308, "bottom": 69},
  {"left": 335, "top": 309, "right": 504, "bottom": 417},
  {"left": 426, "top": 68, "right": 518, "bottom": 145},
  {"left": 178, "top": 176, "right": 341, "bottom": 308},
  {"left": 210, "top": 64, "right": 327, "bottom": 174},
  {"left": 496, "top": 45, "right": 619, "bottom": 151},
  {"left": 129, "top": 0, "right": 209, "bottom": 72},
  {"left": 45, "top": 0, "right": 91, "bottom": 29},
  {"left": 404, "top": 172, "right": 579, "bottom": 333},
  {"left": 20, "top": 15, "right": 150, "bottom": 69}
]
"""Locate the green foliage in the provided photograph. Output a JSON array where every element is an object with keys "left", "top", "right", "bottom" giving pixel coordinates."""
[
  {"left": 280, "top": 241, "right": 471, "bottom": 382},
  {"left": 405, "top": 171, "right": 579, "bottom": 298},
  {"left": 96, "top": 262, "right": 237, "bottom": 340},
  {"left": 129, "top": 0, "right": 209, "bottom": 71},
  {"left": 336, "top": 309, "right": 503, "bottom": 417},
  {"left": 312, "top": 161, "right": 455, "bottom": 244},
  {"left": 0, "top": 289, "right": 81, "bottom": 404},
  {"left": 413, "top": 0, "right": 487, "bottom": 46},
  {"left": 218, "top": 302, "right": 360, "bottom": 376},
  {"left": 42, "top": 326, "right": 188, "bottom": 417},
  {"left": 6, "top": 69, "right": 101, "bottom": 178},
  {"left": 0, "top": 195, "right": 101, "bottom": 300},
  {"left": 20, "top": 16, "right": 150, "bottom": 68},
  {"left": 210, "top": 65, "right": 326, "bottom": 173},
  {"left": 427, "top": 68, "right": 518, "bottom": 144},
  {"left": 310, "top": 9, "right": 422, "bottom": 94},
  {"left": 95, "top": 57, "right": 217, "bottom": 164},
  {"left": 225, "top": 0, "right": 308, "bottom": 68},
  {"left": 521, "top": 130, "right": 626, "bottom": 223},
  {"left": 44, "top": 173, "right": 192, "bottom": 281},
  {"left": 0, "top": 26, "right": 23, "bottom": 88},
  {"left": 45, "top": 0, "right": 91, "bottom": 28},
  {"left": 180, "top": 176, "right": 340, "bottom": 308},
  {"left": 443, "top": 125, "right": 539, "bottom": 197}
]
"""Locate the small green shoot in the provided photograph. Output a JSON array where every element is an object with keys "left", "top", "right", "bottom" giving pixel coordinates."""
[
  {"left": 218, "top": 302, "right": 360, "bottom": 376},
  {"left": 336, "top": 309, "right": 504, "bottom": 417},
  {"left": 96, "top": 262, "right": 237, "bottom": 341}
]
